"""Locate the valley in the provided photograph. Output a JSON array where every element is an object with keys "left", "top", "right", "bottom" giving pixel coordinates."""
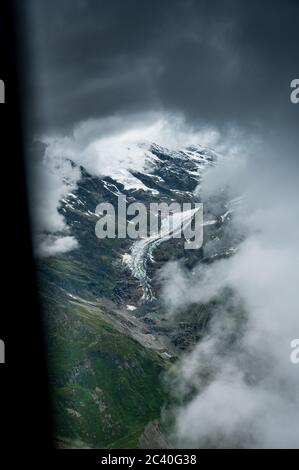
[{"left": 37, "top": 142, "right": 239, "bottom": 448}]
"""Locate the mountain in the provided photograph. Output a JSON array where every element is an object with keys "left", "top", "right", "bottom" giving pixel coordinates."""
[{"left": 37, "top": 142, "right": 239, "bottom": 448}]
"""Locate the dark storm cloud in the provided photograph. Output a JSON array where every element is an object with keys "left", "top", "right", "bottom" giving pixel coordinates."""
[{"left": 27, "top": 0, "right": 298, "bottom": 136}]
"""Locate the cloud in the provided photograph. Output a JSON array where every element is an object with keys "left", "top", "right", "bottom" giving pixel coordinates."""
[
  {"left": 29, "top": 112, "right": 225, "bottom": 256},
  {"left": 33, "top": 151, "right": 81, "bottom": 233},
  {"left": 25, "top": 0, "right": 299, "bottom": 136},
  {"left": 37, "top": 235, "right": 78, "bottom": 257},
  {"left": 28, "top": 140, "right": 81, "bottom": 257},
  {"left": 40, "top": 111, "right": 222, "bottom": 174},
  {"left": 160, "top": 138, "right": 299, "bottom": 448}
]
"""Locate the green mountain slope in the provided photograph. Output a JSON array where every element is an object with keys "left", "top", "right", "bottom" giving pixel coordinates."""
[{"left": 42, "top": 287, "right": 169, "bottom": 448}]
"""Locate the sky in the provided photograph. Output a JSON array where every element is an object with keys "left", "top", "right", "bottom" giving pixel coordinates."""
[
  {"left": 25, "top": 0, "right": 299, "bottom": 448},
  {"left": 27, "top": 0, "right": 298, "bottom": 137},
  {"left": 25, "top": 0, "right": 299, "bottom": 237}
]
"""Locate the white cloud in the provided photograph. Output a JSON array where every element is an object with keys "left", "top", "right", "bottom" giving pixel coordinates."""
[
  {"left": 36, "top": 235, "right": 78, "bottom": 257},
  {"left": 30, "top": 111, "right": 231, "bottom": 256},
  {"left": 161, "top": 139, "right": 299, "bottom": 448}
]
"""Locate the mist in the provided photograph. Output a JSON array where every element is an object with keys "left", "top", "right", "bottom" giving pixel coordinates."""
[{"left": 160, "top": 136, "right": 299, "bottom": 448}]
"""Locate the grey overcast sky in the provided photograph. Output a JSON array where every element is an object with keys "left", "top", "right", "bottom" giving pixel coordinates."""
[{"left": 27, "top": 0, "right": 298, "bottom": 140}]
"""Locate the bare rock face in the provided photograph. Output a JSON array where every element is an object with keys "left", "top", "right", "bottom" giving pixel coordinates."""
[{"left": 138, "top": 420, "right": 172, "bottom": 449}]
